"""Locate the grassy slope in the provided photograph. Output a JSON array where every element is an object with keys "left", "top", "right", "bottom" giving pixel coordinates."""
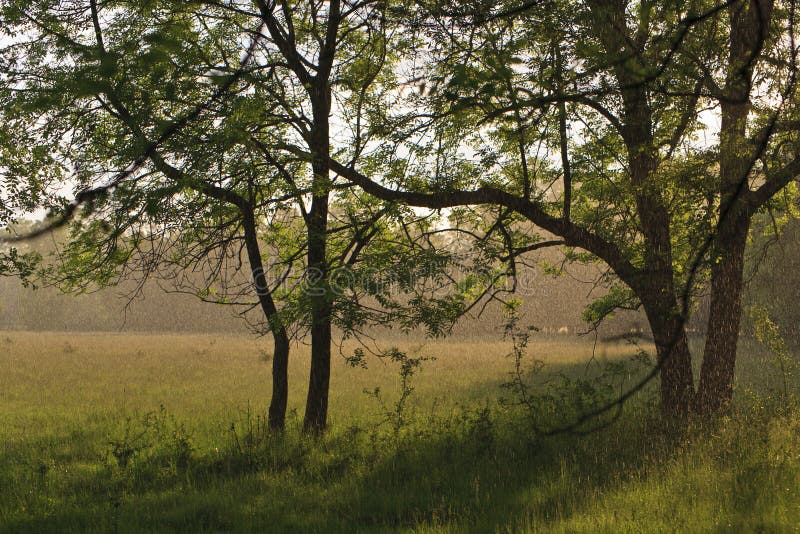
[{"left": 0, "top": 332, "right": 798, "bottom": 532}]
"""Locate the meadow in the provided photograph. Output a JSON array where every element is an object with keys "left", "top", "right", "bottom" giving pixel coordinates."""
[{"left": 1, "top": 331, "right": 799, "bottom": 532}]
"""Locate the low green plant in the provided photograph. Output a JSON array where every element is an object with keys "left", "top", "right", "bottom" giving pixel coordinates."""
[
  {"left": 106, "top": 405, "right": 193, "bottom": 473},
  {"left": 360, "top": 347, "right": 436, "bottom": 438},
  {"left": 751, "top": 304, "right": 797, "bottom": 403},
  {"left": 499, "top": 305, "right": 654, "bottom": 434}
]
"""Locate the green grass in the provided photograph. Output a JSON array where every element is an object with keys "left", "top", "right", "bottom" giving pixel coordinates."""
[{"left": 0, "top": 331, "right": 798, "bottom": 532}]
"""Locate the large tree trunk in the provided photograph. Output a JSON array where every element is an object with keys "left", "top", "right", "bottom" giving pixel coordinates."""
[
  {"left": 630, "top": 148, "right": 695, "bottom": 416},
  {"left": 303, "top": 84, "right": 333, "bottom": 433},
  {"left": 591, "top": 1, "right": 694, "bottom": 416},
  {"left": 641, "top": 287, "right": 695, "bottom": 416},
  {"left": 694, "top": 1, "right": 771, "bottom": 415},
  {"left": 696, "top": 216, "right": 750, "bottom": 414},
  {"left": 242, "top": 209, "right": 292, "bottom": 431}
]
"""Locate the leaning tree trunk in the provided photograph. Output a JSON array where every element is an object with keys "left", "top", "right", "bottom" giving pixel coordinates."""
[
  {"left": 631, "top": 161, "right": 695, "bottom": 417},
  {"left": 695, "top": 215, "right": 750, "bottom": 414},
  {"left": 629, "top": 171, "right": 695, "bottom": 416},
  {"left": 303, "top": 84, "right": 333, "bottom": 433},
  {"left": 242, "top": 208, "right": 292, "bottom": 431}
]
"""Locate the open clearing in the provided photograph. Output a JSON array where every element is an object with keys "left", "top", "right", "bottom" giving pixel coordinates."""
[{"left": 1, "top": 331, "right": 799, "bottom": 532}]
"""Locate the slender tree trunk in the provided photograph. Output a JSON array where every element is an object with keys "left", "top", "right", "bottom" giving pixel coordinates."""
[
  {"left": 268, "top": 332, "right": 291, "bottom": 430},
  {"left": 303, "top": 84, "right": 332, "bottom": 433},
  {"left": 242, "top": 209, "right": 291, "bottom": 431},
  {"left": 142, "top": 146, "right": 294, "bottom": 430},
  {"left": 304, "top": 193, "right": 332, "bottom": 433}
]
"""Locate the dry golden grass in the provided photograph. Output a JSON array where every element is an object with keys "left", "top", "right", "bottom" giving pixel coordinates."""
[{"left": 0, "top": 331, "right": 648, "bottom": 432}]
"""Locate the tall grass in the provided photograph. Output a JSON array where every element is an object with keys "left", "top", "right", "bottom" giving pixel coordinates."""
[{"left": 0, "top": 331, "right": 798, "bottom": 532}]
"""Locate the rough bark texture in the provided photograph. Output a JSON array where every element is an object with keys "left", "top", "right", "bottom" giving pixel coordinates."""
[
  {"left": 695, "top": 68, "right": 751, "bottom": 414},
  {"left": 696, "top": 0, "right": 773, "bottom": 416},
  {"left": 588, "top": 0, "right": 695, "bottom": 417},
  {"left": 268, "top": 332, "right": 292, "bottom": 430},
  {"left": 641, "top": 282, "right": 696, "bottom": 416},
  {"left": 303, "top": 190, "right": 332, "bottom": 432},
  {"left": 696, "top": 216, "right": 750, "bottom": 414},
  {"left": 303, "top": 82, "right": 333, "bottom": 433}
]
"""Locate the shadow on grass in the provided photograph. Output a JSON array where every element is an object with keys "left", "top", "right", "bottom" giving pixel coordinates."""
[
  {"left": 9, "top": 340, "right": 800, "bottom": 533},
  {"left": 329, "top": 409, "right": 677, "bottom": 532},
  {"left": 0, "top": 353, "right": 695, "bottom": 533}
]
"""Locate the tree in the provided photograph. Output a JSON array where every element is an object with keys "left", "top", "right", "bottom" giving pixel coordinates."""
[
  {"left": 6, "top": 0, "right": 796, "bottom": 428},
  {"left": 326, "top": 0, "right": 711, "bottom": 416},
  {"left": 190, "top": 0, "right": 474, "bottom": 431},
  {"left": 0, "top": 0, "right": 302, "bottom": 428},
  {"left": 0, "top": 0, "right": 481, "bottom": 433},
  {"left": 693, "top": 0, "right": 800, "bottom": 413},
  {"left": 330, "top": 0, "right": 800, "bottom": 419}
]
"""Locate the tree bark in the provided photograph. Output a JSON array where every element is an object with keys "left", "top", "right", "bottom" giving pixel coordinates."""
[
  {"left": 695, "top": 216, "right": 750, "bottom": 414},
  {"left": 242, "top": 208, "right": 291, "bottom": 431},
  {"left": 268, "top": 331, "right": 291, "bottom": 431},
  {"left": 588, "top": 0, "right": 697, "bottom": 417},
  {"left": 695, "top": 1, "right": 772, "bottom": 415},
  {"left": 693, "top": 112, "right": 748, "bottom": 416},
  {"left": 626, "top": 112, "right": 695, "bottom": 417},
  {"left": 256, "top": 1, "right": 340, "bottom": 433},
  {"left": 303, "top": 83, "right": 333, "bottom": 433},
  {"left": 640, "top": 281, "right": 696, "bottom": 416},
  {"left": 658, "top": 328, "right": 695, "bottom": 416},
  {"left": 303, "top": 192, "right": 332, "bottom": 433}
]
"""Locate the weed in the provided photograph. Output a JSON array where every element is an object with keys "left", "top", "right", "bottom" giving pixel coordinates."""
[
  {"left": 499, "top": 305, "right": 655, "bottom": 434},
  {"left": 228, "top": 404, "right": 270, "bottom": 467},
  {"left": 106, "top": 405, "right": 194, "bottom": 472},
  {"left": 107, "top": 419, "right": 150, "bottom": 470},
  {"left": 751, "top": 305, "right": 798, "bottom": 403},
  {"left": 363, "top": 347, "right": 435, "bottom": 438}
]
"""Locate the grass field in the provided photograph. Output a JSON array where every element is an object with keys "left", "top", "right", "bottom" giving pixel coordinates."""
[{"left": 1, "top": 331, "right": 799, "bottom": 532}]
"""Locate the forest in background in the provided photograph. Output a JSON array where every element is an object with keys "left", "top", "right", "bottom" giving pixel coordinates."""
[
  {"left": 0, "top": 239, "right": 640, "bottom": 337},
  {"left": 2, "top": 215, "right": 797, "bottom": 341}
]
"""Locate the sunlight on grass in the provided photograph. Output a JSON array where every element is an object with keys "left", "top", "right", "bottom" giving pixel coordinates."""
[{"left": 1, "top": 331, "right": 798, "bottom": 532}]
